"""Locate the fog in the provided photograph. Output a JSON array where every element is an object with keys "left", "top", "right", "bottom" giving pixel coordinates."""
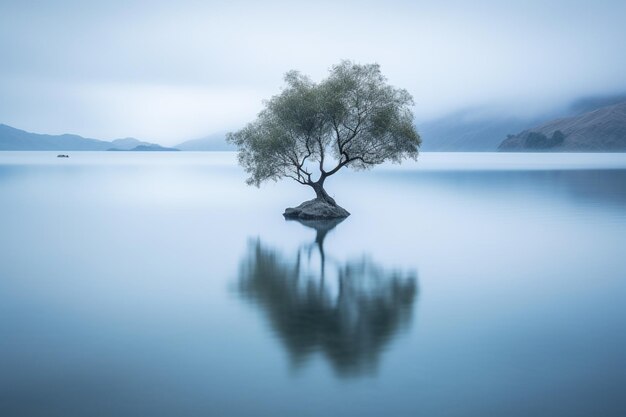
[{"left": 1, "top": 0, "right": 625, "bottom": 144}]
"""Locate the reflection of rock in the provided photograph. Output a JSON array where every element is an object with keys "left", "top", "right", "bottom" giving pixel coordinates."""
[
  {"left": 237, "top": 219, "right": 418, "bottom": 377},
  {"left": 290, "top": 217, "right": 346, "bottom": 237},
  {"left": 283, "top": 198, "right": 350, "bottom": 219}
]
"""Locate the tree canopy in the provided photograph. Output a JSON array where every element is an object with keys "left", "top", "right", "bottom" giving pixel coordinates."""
[
  {"left": 227, "top": 60, "right": 421, "bottom": 206},
  {"left": 524, "top": 130, "right": 566, "bottom": 149}
]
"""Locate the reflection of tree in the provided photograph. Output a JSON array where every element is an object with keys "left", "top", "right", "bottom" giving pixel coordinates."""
[{"left": 237, "top": 219, "right": 418, "bottom": 377}]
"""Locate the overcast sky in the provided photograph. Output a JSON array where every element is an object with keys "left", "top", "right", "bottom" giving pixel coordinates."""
[{"left": 1, "top": 0, "right": 625, "bottom": 144}]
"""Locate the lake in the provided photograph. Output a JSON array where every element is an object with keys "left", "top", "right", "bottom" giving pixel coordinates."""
[{"left": 1, "top": 152, "right": 625, "bottom": 417}]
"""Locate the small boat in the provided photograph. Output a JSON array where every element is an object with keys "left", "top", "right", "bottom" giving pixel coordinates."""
[{"left": 57, "top": 154, "right": 70, "bottom": 158}]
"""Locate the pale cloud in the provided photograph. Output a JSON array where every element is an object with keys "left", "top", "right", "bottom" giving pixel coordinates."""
[{"left": 76, "top": 83, "right": 268, "bottom": 142}]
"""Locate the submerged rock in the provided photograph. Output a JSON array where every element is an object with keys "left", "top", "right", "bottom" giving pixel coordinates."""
[{"left": 283, "top": 198, "right": 350, "bottom": 220}]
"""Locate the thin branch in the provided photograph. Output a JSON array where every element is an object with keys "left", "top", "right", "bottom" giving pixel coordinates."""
[
  {"left": 284, "top": 173, "right": 307, "bottom": 185},
  {"left": 317, "top": 136, "right": 325, "bottom": 175}
]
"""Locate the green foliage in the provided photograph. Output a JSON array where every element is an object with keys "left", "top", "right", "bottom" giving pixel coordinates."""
[
  {"left": 524, "top": 130, "right": 567, "bottom": 149},
  {"left": 551, "top": 130, "right": 565, "bottom": 146},
  {"left": 525, "top": 132, "right": 550, "bottom": 148},
  {"left": 227, "top": 61, "right": 421, "bottom": 187}
]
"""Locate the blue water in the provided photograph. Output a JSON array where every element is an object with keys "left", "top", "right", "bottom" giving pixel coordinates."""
[{"left": 1, "top": 152, "right": 625, "bottom": 417}]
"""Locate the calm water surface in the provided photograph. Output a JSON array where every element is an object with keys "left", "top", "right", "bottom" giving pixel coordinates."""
[{"left": 1, "top": 152, "right": 625, "bottom": 417}]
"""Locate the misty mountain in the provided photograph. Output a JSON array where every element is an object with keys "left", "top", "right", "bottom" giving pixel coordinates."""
[
  {"left": 108, "top": 144, "right": 180, "bottom": 151},
  {"left": 418, "top": 110, "right": 550, "bottom": 151},
  {"left": 110, "top": 137, "right": 149, "bottom": 150},
  {"left": 568, "top": 93, "right": 626, "bottom": 115},
  {"left": 419, "top": 93, "right": 626, "bottom": 151},
  {"left": 498, "top": 101, "right": 626, "bottom": 151},
  {"left": 0, "top": 124, "right": 111, "bottom": 150},
  {"left": 176, "top": 132, "right": 235, "bottom": 151},
  {"left": 0, "top": 124, "right": 177, "bottom": 151}
]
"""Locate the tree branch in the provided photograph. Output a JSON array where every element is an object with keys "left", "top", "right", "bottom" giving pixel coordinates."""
[
  {"left": 317, "top": 136, "right": 325, "bottom": 175},
  {"left": 284, "top": 173, "right": 307, "bottom": 185},
  {"left": 324, "top": 157, "right": 350, "bottom": 177}
]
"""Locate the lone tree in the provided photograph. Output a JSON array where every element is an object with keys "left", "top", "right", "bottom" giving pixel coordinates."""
[{"left": 227, "top": 60, "right": 421, "bottom": 219}]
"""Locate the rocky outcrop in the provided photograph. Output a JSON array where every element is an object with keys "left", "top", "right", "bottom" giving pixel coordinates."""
[{"left": 283, "top": 198, "right": 350, "bottom": 220}]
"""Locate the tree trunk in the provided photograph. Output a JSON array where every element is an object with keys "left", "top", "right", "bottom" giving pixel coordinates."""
[{"left": 310, "top": 181, "right": 336, "bottom": 206}]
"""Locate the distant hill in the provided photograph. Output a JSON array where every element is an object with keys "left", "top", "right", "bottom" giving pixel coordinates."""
[
  {"left": 498, "top": 101, "right": 626, "bottom": 152},
  {"left": 0, "top": 124, "right": 111, "bottom": 150},
  {"left": 110, "top": 137, "right": 150, "bottom": 150},
  {"left": 108, "top": 144, "right": 180, "bottom": 151},
  {"left": 0, "top": 124, "right": 177, "bottom": 151},
  {"left": 419, "top": 93, "right": 626, "bottom": 151},
  {"left": 418, "top": 110, "right": 548, "bottom": 151},
  {"left": 176, "top": 132, "right": 235, "bottom": 151}
]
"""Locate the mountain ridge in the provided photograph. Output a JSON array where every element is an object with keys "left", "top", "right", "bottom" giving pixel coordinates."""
[
  {"left": 176, "top": 132, "right": 235, "bottom": 151},
  {"left": 498, "top": 101, "right": 626, "bottom": 151},
  {"left": 0, "top": 124, "right": 178, "bottom": 151},
  {"left": 420, "top": 93, "right": 626, "bottom": 151}
]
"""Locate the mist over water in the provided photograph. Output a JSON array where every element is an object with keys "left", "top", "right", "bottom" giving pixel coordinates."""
[{"left": 1, "top": 152, "right": 625, "bottom": 416}]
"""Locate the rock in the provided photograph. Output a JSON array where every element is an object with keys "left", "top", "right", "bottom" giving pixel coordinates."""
[{"left": 283, "top": 198, "right": 350, "bottom": 220}]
